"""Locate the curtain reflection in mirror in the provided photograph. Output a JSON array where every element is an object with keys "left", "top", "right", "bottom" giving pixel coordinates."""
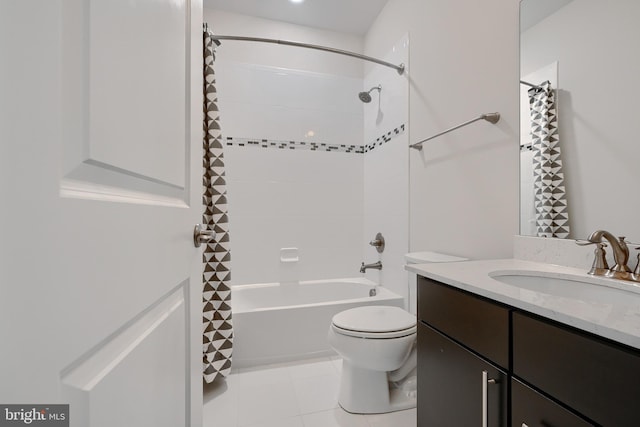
[{"left": 527, "top": 81, "right": 570, "bottom": 238}]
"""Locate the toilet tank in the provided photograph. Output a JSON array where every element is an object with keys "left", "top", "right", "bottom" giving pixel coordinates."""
[
  {"left": 405, "top": 251, "right": 468, "bottom": 265},
  {"left": 404, "top": 251, "right": 468, "bottom": 315}
]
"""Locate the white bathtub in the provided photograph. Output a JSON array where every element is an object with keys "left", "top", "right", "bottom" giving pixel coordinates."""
[{"left": 231, "top": 278, "right": 404, "bottom": 368}]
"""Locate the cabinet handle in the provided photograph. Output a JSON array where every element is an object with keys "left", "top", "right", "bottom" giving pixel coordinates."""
[{"left": 482, "top": 370, "right": 497, "bottom": 427}]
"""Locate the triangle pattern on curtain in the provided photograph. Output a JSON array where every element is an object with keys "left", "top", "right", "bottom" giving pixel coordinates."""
[
  {"left": 202, "top": 29, "right": 233, "bottom": 383},
  {"left": 528, "top": 81, "right": 570, "bottom": 239}
]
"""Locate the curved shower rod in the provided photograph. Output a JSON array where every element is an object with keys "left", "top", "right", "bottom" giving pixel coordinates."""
[
  {"left": 209, "top": 34, "right": 405, "bottom": 75},
  {"left": 409, "top": 113, "right": 500, "bottom": 151}
]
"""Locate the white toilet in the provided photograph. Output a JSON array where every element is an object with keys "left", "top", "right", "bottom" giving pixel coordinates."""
[
  {"left": 328, "top": 305, "right": 417, "bottom": 414},
  {"left": 328, "top": 251, "right": 468, "bottom": 414}
]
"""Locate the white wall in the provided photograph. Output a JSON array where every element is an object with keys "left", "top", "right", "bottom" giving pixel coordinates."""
[
  {"left": 205, "top": 8, "right": 366, "bottom": 285},
  {"left": 365, "top": 0, "right": 519, "bottom": 261},
  {"left": 521, "top": 0, "right": 640, "bottom": 241},
  {"left": 361, "top": 34, "right": 410, "bottom": 305}
]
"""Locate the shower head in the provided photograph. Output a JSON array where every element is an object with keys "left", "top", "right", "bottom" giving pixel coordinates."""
[
  {"left": 358, "top": 92, "right": 372, "bottom": 103},
  {"left": 358, "top": 85, "right": 382, "bottom": 103}
]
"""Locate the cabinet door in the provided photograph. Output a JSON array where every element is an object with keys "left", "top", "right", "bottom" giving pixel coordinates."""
[
  {"left": 417, "top": 322, "right": 507, "bottom": 427},
  {"left": 512, "top": 378, "right": 594, "bottom": 427},
  {"left": 418, "top": 277, "right": 510, "bottom": 369},
  {"left": 513, "top": 312, "right": 640, "bottom": 426}
]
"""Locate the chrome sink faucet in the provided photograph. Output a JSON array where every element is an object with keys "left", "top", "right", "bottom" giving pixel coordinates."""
[
  {"left": 360, "top": 261, "right": 382, "bottom": 273},
  {"left": 587, "top": 230, "right": 631, "bottom": 274},
  {"left": 579, "top": 229, "right": 640, "bottom": 283}
]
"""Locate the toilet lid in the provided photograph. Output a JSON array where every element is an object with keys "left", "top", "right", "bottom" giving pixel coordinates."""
[{"left": 332, "top": 306, "right": 416, "bottom": 334}]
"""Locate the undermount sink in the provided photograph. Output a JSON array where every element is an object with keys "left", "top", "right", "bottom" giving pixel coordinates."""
[{"left": 488, "top": 270, "right": 640, "bottom": 304}]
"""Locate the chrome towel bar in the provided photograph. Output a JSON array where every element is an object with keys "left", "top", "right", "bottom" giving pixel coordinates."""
[{"left": 410, "top": 112, "right": 500, "bottom": 151}]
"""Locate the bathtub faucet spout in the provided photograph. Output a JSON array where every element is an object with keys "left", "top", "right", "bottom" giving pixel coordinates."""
[{"left": 360, "top": 261, "right": 382, "bottom": 273}]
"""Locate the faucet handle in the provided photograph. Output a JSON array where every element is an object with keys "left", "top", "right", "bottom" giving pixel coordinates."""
[
  {"left": 576, "top": 240, "right": 609, "bottom": 275},
  {"left": 629, "top": 244, "right": 640, "bottom": 276},
  {"left": 590, "top": 242, "right": 609, "bottom": 273},
  {"left": 368, "top": 232, "right": 385, "bottom": 253}
]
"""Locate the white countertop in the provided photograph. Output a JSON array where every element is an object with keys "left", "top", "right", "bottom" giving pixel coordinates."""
[{"left": 406, "top": 259, "right": 640, "bottom": 350}]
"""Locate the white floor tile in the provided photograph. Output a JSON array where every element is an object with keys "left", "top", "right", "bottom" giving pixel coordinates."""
[
  {"left": 293, "top": 373, "right": 340, "bottom": 414},
  {"left": 237, "top": 362, "right": 292, "bottom": 388},
  {"left": 203, "top": 376, "right": 238, "bottom": 427},
  {"left": 237, "top": 379, "right": 300, "bottom": 426},
  {"left": 365, "top": 408, "right": 416, "bottom": 427},
  {"left": 203, "top": 357, "right": 406, "bottom": 427},
  {"left": 302, "top": 408, "right": 370, "bottom": 427},
  {"left": 287, "top": 357, "right": 338, "bottom": 380},
  {"left": 244, "top": 415, "right": 305, "bottom": 427}
]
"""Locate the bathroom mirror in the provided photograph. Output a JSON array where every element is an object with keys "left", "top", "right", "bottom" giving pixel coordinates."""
[{"left": 519, "top": 0, "right": 640, "bottom": 241}]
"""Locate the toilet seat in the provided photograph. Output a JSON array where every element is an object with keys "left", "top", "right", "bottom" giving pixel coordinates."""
[
  {"left": 331, "top": 306, "right": 416, "bottom": 339},
  {"left": 332, "top": 323, "right": 416, "bottom": 339}
]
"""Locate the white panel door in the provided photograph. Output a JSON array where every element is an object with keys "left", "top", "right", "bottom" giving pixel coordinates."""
[{"left": 0, "top": 1, "right": 203, "bottom": 426}]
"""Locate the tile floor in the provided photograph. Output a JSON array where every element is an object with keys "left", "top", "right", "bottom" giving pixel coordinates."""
[{"left": 203, "top": 356, "right": 416, "bottom": 427}]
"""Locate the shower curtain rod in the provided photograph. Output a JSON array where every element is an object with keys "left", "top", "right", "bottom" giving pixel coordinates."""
[
  {"left": 409, "top": 112, "right": 501, "bottom": 151},
  {"left": 207, "top": 33, "right": 405, "bottom": 75}
]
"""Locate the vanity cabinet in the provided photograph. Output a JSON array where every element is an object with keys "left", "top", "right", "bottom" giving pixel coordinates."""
[
  {"left": 417, "top": 277, "right": 509, "bottom": 426},
  {"left": 511, "top": 378, "right": 592, "bottom": 427},
  {"left": 513, "top": 311, "right": 640, "bottom": 427},
  {"left": 417, "top": 276, "right": 640, "bottom": 426},
  {"left": 417, "top": 322, "right": 507, "bottom": 426}
]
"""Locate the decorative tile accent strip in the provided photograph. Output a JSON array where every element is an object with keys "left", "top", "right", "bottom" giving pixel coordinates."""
[
  {"left": 363, "top": 124, "right": 406, "bottom": 153},
  {"left": 225, "top": 137, "right": 364, "bottom": 153},
  {"left": 223, "top": 124, "right": 406, "bottom": 155}
]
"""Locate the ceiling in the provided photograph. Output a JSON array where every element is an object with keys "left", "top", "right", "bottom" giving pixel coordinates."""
[
  {"left": 203, "top": 0, "right": 389, "bottom": 36},
  {"left": 204, "top": 0, "right": 574, "bottom": 37}
]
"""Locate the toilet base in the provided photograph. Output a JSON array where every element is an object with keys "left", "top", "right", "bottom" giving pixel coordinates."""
[{"left": 338, "top": 361, "right": 417, "bottom": 414}]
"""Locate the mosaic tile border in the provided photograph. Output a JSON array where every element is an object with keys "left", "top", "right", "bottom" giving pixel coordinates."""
[
  {"left": 363, "top": 124, "right": 406, "bottom": 153},
  {"left": 224, "top": 137, "right": 364, "bottom": 153},
  {"left": 224, "top": 124, "right": 406, "bottom": 155}
]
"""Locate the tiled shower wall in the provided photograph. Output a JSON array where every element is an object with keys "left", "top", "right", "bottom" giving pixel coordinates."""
[
  {"left": 208, "top": 9, "right": 366, "bottom": 285},
  {"left": 223, "top": 146, "right": 364, "bottom": 285},
  {"left": 217, "top": 62, "right": 366, "bottom": 284},
  {"left": 207, "top": 8, "right": 409, "bottom": 295}
]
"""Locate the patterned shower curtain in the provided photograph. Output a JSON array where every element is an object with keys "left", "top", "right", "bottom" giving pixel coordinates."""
[
  {"left": 202, "top": 28, "right": 233, "bottom": 383},
  {"left": 528, "top": 81, "right": 570, "bottom": 238}
]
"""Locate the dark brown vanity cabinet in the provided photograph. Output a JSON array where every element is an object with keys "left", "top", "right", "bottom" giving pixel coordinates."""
[
  {"left": 417, "top": 322, "right": 507, "bottom": 426},
  {"left": 513, "top": 312, "right": 640, "bottom": 427},
  {"left": 511, "top": 378, "right": 593, "bottom": 427},
  {"left": 417, "top": 276, "right": 640, "bottom": 427},
  {"left": 417, "top": 277, "right": 509, "bottom": 426}
]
